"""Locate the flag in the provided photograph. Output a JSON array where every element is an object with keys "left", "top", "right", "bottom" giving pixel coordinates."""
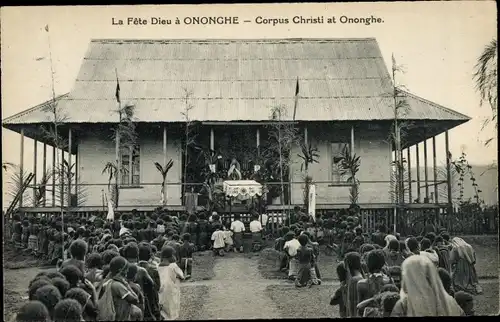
[
  {"left": 44, "top": 25, "right": 49, "bottom": 32},
  {"left": 115, "top": 68, "right": 121, "bottom": 103},
  {"left": 293, "top": 77, "right": 299, "bottom": 121}
]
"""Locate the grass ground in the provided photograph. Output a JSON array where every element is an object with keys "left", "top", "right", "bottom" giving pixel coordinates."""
[
  {"left": 265, "top": 280, "right": 499, "bottom": 317},
  {"left": 258, "top": 235, "right": 499, "bottom": 280}
]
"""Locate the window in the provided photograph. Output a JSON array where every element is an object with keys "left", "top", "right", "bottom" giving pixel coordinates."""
[
  {"left": 330, "top": 142, "right": 350, "bottom": 183},
  {"left": 121, "top": 145, "right": 140, "bottom": 186}
]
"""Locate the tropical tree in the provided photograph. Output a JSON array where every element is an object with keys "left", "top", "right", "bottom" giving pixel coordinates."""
[
  {"left": 297, "top": 140, "right": 320, "bottom": 210},
  {"left": 339, "top": 145, "right": 361, "bottom": 206},
  {"left": 180, "top": 89, "right": 197, "bottom": 199},
  {"left": 474, "top": 38, "right": 497, "bottom": 136}
]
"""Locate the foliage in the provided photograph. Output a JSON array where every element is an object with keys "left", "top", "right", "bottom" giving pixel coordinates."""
[
  {"left": 339, "top": 145, "right": 361, "bottom": 205},
  {"left": 54, "top": 159, "right": 88, "bottom": 207},
  {"left": 181, "top": 89, "right": 198, "bottom": 196},
  {"left": 154, "top": 160, "right": 174, "bottom": 205},
  {"left": 474, "top": 39, "right": 497, "bottom": 119},
  {"left": 263, "top": 104, "right": 300, "bottom": 204},
  {"left": 452, "top": 151, "right": 484, "bottom": 206},
  {"left": 5, "top": 164, "right": 32, "bottom": 208},
  {"left": 297, "top": 141, "right": 320, "bottom": 209}
]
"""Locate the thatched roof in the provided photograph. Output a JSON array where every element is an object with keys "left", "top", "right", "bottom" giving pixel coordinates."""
[{"left": 3, "top": 38, "right": 470, "bottom": 126}]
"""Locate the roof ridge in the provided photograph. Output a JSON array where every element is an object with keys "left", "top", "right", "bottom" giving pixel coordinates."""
[
  {"left": 90, "top": 38, "right": 377, "bottom": 44},
  {"left": 399, "top": 90, "right": 471, "bottom": 120}
]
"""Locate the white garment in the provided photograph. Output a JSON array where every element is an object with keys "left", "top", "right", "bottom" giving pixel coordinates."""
[
  {"left": 211, "top": 230, "right": 226, "bottom": 249},
  {"left": 420, "top": 249, "right": 439, "bottom": 266},
  {"left": 259, "top": 214, "right": 268, "bottom": 225},
  {"left": 249, "top": 220, "right": 263, "bottom": 233},
  {"left": 119, "top": 227, "right": 130, "bottom": 237},
  {"left": 223, "top": 230, "right": 234, "bottom": 246},
  {"left": 230, "top": 220, "right": 245, "bottom": 233},
  {"left": 284, "top": 239, "right": 301, "bottom": 257},
  {"left": 158, "top": 263, "right": 184, "bottom": 320}
]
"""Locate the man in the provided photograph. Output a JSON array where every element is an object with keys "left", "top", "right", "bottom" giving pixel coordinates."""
[
  {"left": 249, "top": 214, "right": 263, "bottom": 251},
  {"left": 230, "top": 214, "right": 245, "bottom": 252}
]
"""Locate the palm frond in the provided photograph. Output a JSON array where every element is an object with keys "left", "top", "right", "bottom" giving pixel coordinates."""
[{"left": 473, "top": 38, "right": 498, "bottom": 111}]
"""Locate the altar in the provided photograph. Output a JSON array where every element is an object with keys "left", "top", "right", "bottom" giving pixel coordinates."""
[{"left": 222, "top": 180, "right": 264, "bottom": 223}]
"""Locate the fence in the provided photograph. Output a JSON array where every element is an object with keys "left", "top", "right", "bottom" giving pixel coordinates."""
[{"left": 9, "top": 180, "right": 498, "bottom": 237}]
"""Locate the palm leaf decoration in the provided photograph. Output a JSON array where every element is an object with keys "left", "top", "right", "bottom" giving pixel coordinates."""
[
  {"left": 154, "top": 159, "right": 174, "bottom": 205},
  {"left": 297, "top": 141, "right": 320, "bottom": 172},
  {"left": 339, "top": 145, "right": 361, "bottom": 204}
]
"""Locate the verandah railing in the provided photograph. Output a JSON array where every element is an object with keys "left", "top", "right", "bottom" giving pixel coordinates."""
[{"left": 12, "top": 180, "right": 499, "bottom": 236}]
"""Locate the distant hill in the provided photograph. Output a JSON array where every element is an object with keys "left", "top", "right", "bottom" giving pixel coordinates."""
[{"left": 409, "top": 164, "right": 498, "bottom": 206}]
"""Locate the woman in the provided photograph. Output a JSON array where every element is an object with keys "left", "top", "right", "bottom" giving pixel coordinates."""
[
  {"left": 158, "top": 246, "right": 185, "bottom": 320},
  {"left": 449, "top": 237, "right": 482, "bottom": 295},
  {"left": 344, "top": 252, "right": 365, "bottom": 317},
  {"left": 391, "top": 255, "right": 464, "bottom": 316}
]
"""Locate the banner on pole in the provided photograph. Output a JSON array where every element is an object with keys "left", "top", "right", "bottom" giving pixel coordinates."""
[{"left": 308, "top": 184, "right": 316, "bottom": 221}]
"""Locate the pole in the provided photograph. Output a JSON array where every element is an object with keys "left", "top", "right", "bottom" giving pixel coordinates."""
[
  {"left": 163, "top": 125, "right": 167, "bottom": 205},
  {"left": 423, "top": 138, "right": 429, "bottom": 201},
  {"left": 19, "top": 129, "right": 25, "bottom": 208},
  {"left": 407, "top": 147, "right": 412, "bottom": 203},
  {"left": 33, "top": 140, "right": 38, "bottom": 206},
  {"left": 52, "top": 146, "right": 56, "bottom": 206},
  {"left": 43, "top": 143, "right": 47, "bottom": 206},
  {"left": 68, "top": 128, "right": 72, "bottom": 208},
  {"left": 432, "top": 136, "right": 438, "bottom": 204},
  {"left": 416, "top": 143, "right": 421, "bottom": 202},
  {"left": 445, "top": 131, "right": 453, "bottom": 214}
]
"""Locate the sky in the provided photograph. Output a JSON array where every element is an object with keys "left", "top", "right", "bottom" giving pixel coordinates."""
[{"left": 1, "top": 2, "right": 498, "bottom": 206}]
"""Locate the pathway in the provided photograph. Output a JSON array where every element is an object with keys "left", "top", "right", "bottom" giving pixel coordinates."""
[{"left": 197, "top": 256, "right": 283, "bottom": 320}]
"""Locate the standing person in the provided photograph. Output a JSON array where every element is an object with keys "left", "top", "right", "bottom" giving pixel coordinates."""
[
  {"left": 178, "top": 233, "right": 195, "bottom": 279},
  {"left": 230, "top": 214, "right": 245, "bottom": 253},
  {"left": 330, "top": 262, "right": 348, "bottom": 317},
  {"left": 211, "top": 224, "right": 226, "bottom": 256},
  {"left": 158, "top": 246, "right": 185, "bottom": 320},
  {"left": 283, "top": 231, "right": 301, "bottom": 281},
  {"left": 357, "top": 249, "right": 393, "bottom": 307},
  {"left": 449, "top": 237, "right": 482, "bottom": 294},
  {"left": 249, "top": 214, "right": 263, "bottom": 252},
  {"left": 137, "top": 243, "right": 162, "bottom": 321},
  {"left": 98, "top": 256, "right": 140, "bottom": 321},
  {"left": 343, "top": 252, "right": 365, "bottom": 317},
  {"left": 391, "top": 255, "right": 464, "bottom": 317}
]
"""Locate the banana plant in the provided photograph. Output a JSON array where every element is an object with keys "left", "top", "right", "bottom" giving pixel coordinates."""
[
  {"left": 339, "top": 145, "right": 361, "bottom": 205},
  {"left": 297, "top": 140, "right": 320, "bottom": 211},
  {"left": 154, "top": 159, "right": 174, "bottom": 206}
]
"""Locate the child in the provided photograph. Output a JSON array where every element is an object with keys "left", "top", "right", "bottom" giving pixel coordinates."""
[
  {"left": 454, "top": 291, "right": 474, "bottom": 316},
  {"left": 330, "top": 262, "right": 347, "bottom": 317},
  {"left": 295, "top": 234, "right": 314, "bottom": 288},
  {"left": 158, "top": 246, "right": 185, "bottom": 320},
  {"left": 223, "top": 224, "right": 234, "bottom": 252},
  {"left": 211, "top": 224, "right": 226, "bottom": 256},
  {"left": 381, "top": 292, "right": 400, "bottom": 317}
]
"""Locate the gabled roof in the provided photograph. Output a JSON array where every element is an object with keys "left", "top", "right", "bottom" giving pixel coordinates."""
[{"left": 2, "top": 38, "right": 470, "bottom": 125}]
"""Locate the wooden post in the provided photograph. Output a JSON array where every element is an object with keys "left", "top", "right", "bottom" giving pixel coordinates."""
[
  {"left": 256, "top": 127, "right": 260, "bottom": 156},
  {"left": 68, "top": 128, "right": 72, "bottom": 208},
  {"left": 61, "top": 148, "right": 65, "bottom": 208},
  {"left": 128, "top": 146, "right": 133, "bottom": 186},
  {"left": 416, "top": 143, "right": 421, "bottom": 202},
  {"left": 350, "top": 126, "right": 355, "bottom": 155},
  {"left": 163, "top": 125, "right": 167, "bottom": 205},
  {"left": 33, "top": 140, "right": 38, "bottom": 206},
  {"left": 43, "top": 143, "right": 47, "bottom": 206},
  {"left": 445, "top": 131, "right": 452, "bottom": 214},
  {"left": 423, "top": 139, "right": 429, "bottom": 202},
  {"left": 20, "top": 128, "right": 25, "bottom": 207},
  {"left": 407, "top": 148, "right": 412, "bottom": 203},
  {"left": 432, "top": 136, "right": 438, "bottom": 204},
  {"left": 304, "top": 126, "right": 308, "bottom": 145},
  {"left": 400, "top": 149, "right": 404, "bottom": 204},
  {"left": 75, "top": 143, "right": 78, "bottom": 199},
  {"left": 52, "top": 146, "right": 56, "bottom": 207},
  {"left": 210, "top": 128, "right": 214, "bottom": 151}
]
